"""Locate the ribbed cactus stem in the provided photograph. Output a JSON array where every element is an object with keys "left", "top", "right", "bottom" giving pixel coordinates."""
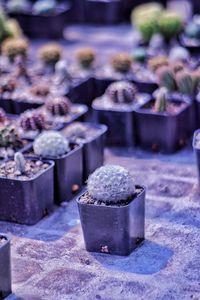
[
  {"left": 14, "top": 152, "right": 26, "bottom": 174},
  {"left": 154, "top": 87, "right": 168, "bottom": 113}
]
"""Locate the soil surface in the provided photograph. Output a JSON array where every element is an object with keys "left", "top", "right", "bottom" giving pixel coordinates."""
[{"left": 143, "top": 99, "right": 187, "bottom": 115}]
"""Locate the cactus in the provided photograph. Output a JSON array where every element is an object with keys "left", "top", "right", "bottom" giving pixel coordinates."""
[
  {"left": 33, "top": 131, "right": 70, "bottom": 157},
  {"left": 176, "top": 70, "right": 195, "bottom": 95},
  {"left": 0, "top": 77, "right": 16, "bottom": 93},
  {"left": 158, "top": 11, "right": 183, "bottom": 41},
  {"left": 14, "top": 152, "right": 26, "bottom": 173},
  {"left": 149, "top": 33, "right": 165, "bottom": 50},
  {"left": 87, "top": 165, "right": 135, "bottom": 204},
  {"left": 5, "top": 19, "right": 22, "bottom": 38},
  {"left": 30, "top": 83, "right": 49, "bottom": 97},
  {"left": 55, "top": 60, "right": 70, "bottom": 82},
  {"left": 45, "top": 96, "right": 71, "bottom": 116},
  {"left": 148, "top": 56, "right": 169, "bottom": 73},
  {"left": 0, "top": 108, "right": 7, "bottom": 124},
  {"left": 171, "top": 61, "right": 185, "bottom": 74},
  {"left": 105, "top": 81, "right": 137, "bottom": 104},
  {"left": 0, "top": 125, "right": 20, "bottom": 147},
  {"left": 20, "top": 110, "right": 46, "bottom": 131},
  {"left": 39, "top": 43, "right": 62, "bottom": 65},
  {"left": 33, "top": 0, "right": 56, "bottom": 14},
  {"left": 169, "top": 46, "right": 190, "bottom": 63},
  {"left": 0, "top": 10, "right": 15, "bottom": 43},
  {"left": 76, "top": 48, "right": 95, "bottom": 69},
  {"left": 7, "top": 0, "right": 30, "bottom": 12},
  {"left": 185, "top": 22, "right": 200, "bottom": 39},
  {"left": 111, "top": 53, "right": 132, "bottom": 73},
  {"left": 132, "top": 47, "right": 147, "bottom": 63},
  {"left": 156, "top": 66, "right": 176, "bottom": 92},
  {"left": 64, "top": 122, "right": 87, "bottom": 143},
  {"left": 2, "top": 38, "right": 28, "bottom": 62},
  {"left": 154, "top": 87, "right": 168, "bottom": 113}
]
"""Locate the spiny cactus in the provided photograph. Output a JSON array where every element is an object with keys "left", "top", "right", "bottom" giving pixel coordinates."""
[
  {"left": 158, "top": 11, "right": 183, "bottom": 40},
  {"left": 156, "top": 66, "right": 176, "bottom": 92},
  {"left": 87, "top": 165, "right": 135, "bottom": 204},
  {"left": 154, "top": 87, "right": 168, "bottom": 113},
  {"left": 45, "top": 96, "right": 71, "bottom": 116},
  {"left": 105, "top": 81, "right": 137, "bottom": 104},
  {"left": 30, "top": 83, "right": 50, "bottom": 97},
  {"left": 64, "top": 122, "right": 87, "bottom": 143},
  {"left": 111, "top": 53, "right": 132, "bottom": 73},
  {"left": 176, "top": 70, "right": 195, "bottom": 95},
  {"left": 0, "top": 125, "right": 20, "bottom": 147},
  {"left": 0, "top": 77, "right": 16, "bottom": 93},
  {"left": 0, "top": 108, "right": 7, "bottom": 124},
  {"left": 14, "top": 152, "right": 26, "bottom": 173},
  {"left": 76, "top": 48, "right": 95, "bottom": 69},
  {"left": 148, "top": 56, "right": 169, "bottom": 73},
  {"left": 185, "top": 21, "right": 200, "bottom": 39},
  {"left": 169, "top": 46, "right": 190, "bottom": 63},
  {"left": 20, "top": 110, "right": 46, "bottom": 131},
  {"left": 39, "top": 43, "right": 62, "bottom": 65},
  {"left": 171, "top": 61, "right": 185, "bottom": 74},
  {"left": 33, "top": 131, "right": 70, "bottom": 157},
  {"left": 2, "top": 38, "right": 28, "bottom": 62},
  {"left": 149, "top": 33, "right": 165, "bottom": 50},
  {"left": 33, "top": 0, "right": 56, "bottom": 14},
  {"left": 7, "top": 0, "right": 30, "bottom": 12}
]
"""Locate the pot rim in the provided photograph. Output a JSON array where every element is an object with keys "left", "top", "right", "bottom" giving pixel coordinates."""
[
  {"left": 0, "top": 233, "right": 10, "bottom": 249},
  {"left": 192, "top": 129, "right": 200, "bottom": 149}
]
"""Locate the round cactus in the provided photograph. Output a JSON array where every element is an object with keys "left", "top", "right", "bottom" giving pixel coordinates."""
[
  {"left": 64, "top": 122, "right": 87, "bottom": 142},
  {"left": 33, "top": 0, "right": 56, "bottom": 14},
  {"left": 105, "top": 81, "right": 137, "bottom": 104},
  {"left": 33, "top": 131, "right": 70, "bottom": 157},
  {"left": 2, "top": 38, "right": 28, "bottom": 62},
  {"left": 154, "top": 87, "right": 168, "bottom": 113},
  {"left": 148, "top": 56, "right": 169, "bottom": 73},
  {"left": 111, "top": 53, "right": 132, "bottom": 73},
  {"left": 169, "top": 46, "right": 190, "bottom": 63},
  {"left": 0, "top": 77, "right": 16, "bottom": 93},
  {"left": 30, "top": 83, "right": 50, "bottom": 97},
  {"left": 76, "top": 48, "right": 95, "bottom": 69},
  {"left": 132, "top": 47, "right": 147, "bottom": 63},
  {"left": 87, "top": 165, "right": 135, "bottom": 204},
  {"left": 171, "top": 61, "right": 185, "bottom": 74},
  {"left": 20, "top": 110, "right": 46, "bottom": 131},
  {"left": 185, "top": 22, "right": 200, "bottom": 39},
  {"left": 156, "top": 66, "right": 176, "bottom": 92},
  {"left": 7, "top": 0, "right": 31, "bottom": 12},
  {"left": 0, "top": 125, "right": 20, "bottom": 147},
  {"left": 45, "top": 96, "right": 71, "bottom": 116},
  {"left": 0, "top": 108, "right": 7, "bottom": 124},
  {"left": 39, "top": 43, "right": 62, "bottom": 65},
  {"left": 158, "top": 11, "right": 183, "bottom": 40},
  {"left": 176, "top": 70, "right": 194, "bottom": 95}
]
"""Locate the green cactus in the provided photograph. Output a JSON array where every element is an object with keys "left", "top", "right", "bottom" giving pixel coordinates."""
[
  {"left": 0, "top": 125, "right": 20, "bottom": 147},
  {"left": 76, "top": 48, "right": 95, "bottom": 69},
  {"left": 111, "top": 53, "right": 132, "bottom": 73},
  {"left": 158, "top": 11, "right": 183, "bottom": 41},
  {"left": 176, "top": 70, "right": 195, "bottom": 95},
  {"left": 14, "top": 152, "right": 26, "bottom": 173},
  {"left": 154, "top": 87, "right": 168, "bottom": 113},
  {"left": 148, "top": 56, "right": 169, "bottom": 73},
  {"left": 156, "top": 66, "right": 176, "bottom": 92},
  {"left": 2, "top": 38, "right": 28, "bottom": 62},
  {"left": 39, "top": 43, "right": 62, "bottom": 65}
]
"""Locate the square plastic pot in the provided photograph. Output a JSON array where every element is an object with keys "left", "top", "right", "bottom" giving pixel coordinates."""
[
  {"left": 77, "top": 186, "right": 145, "bottom": 256},
  {"left": 135, "top": 96, "right": 192, "bottom": 153},
  {"left": 12, "top": 100, "right": 43, "bottom": 114},
  {"left": 132, "top": 77, "right": 158, "bottom": 94},
  {"left": 85, "top": 0, "right": 122, "bottom": 24},
  {"left": 0, "top": 158, "right": 54, "bottom": 225},
  {"left": 193, "top": 129, "right": 200, "bottom": 182},
  {"left": 94, "top": 78, "right": 116, "bottom": 98},
  {"left": 0, "top": 234, "right": 11, "bottom": 300}
]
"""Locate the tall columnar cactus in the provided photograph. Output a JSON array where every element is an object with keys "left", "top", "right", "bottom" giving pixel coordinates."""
[
  {"left": 45, "top": 96, "right": 71, "bottom": 116},
  {"left": 158, "top": 11, "right": 183, "bottom": 41},
  {"left": 39, "top": 43, "right": 62, "bottom": 65},
  {"left": 156, "top": 66, "right": 176, "bottom": 92},
  {"left": 2, "top": 38, "right": 28, "bottom": 61},
  {"left": 33, "top": 131, "right": 70, "bottom": 157},
  {"left": 87, "top": 165, "right": 135, "bottom": 204},
  {"left": 111, "top": 53, "right": 132, "bottom": 73},
  {"left": 14, "top": 152, "right": 26, "bottom": 173},
  {"left": 148, "top": 56, "right": 169, "bottom": 73},
  {"left": 154, "top": 87, "right": 168, "bottom": 113},
  {"left": 105, "top": 81, "right": 137, "bottom": 104},
  {"left": 176, "top": 70, "right": 195, "bottom": 95},
  {"left": 20, "top": 110, "right": 46, "bottom": 131},
  {"left": 0, "top": 125, "right": 20, "bottom": 147},
  {"left": 0, "top": 108, "right": 7, "bottom": 124},
  {"left": 76, "top": 48, "right": 95, "bottom": 69}
]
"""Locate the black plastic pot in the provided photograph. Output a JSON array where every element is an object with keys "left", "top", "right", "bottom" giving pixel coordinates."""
[
  {"left": 0, "top": 158, "right": 54, "bottom": 225},
  {"left": 0, "top": 97, "right": 13, "bottom": 114},
  {"left": 12, "top": 100, "right": 43, "bottom": 115},
  {"left": 77, "top": 186, "right": 145, "bottom": 256},
  {"left": 179, "top": 34, "right": 200, "bottom": 56},
  {"left": 135, "top": 95, "right": 192, "bottom": 153},
  {"left": 94, "top": 78, "right": 116, "bottom": 98},
  {"left": 85, "top": 0, "right": 122, "bottom": 24},
  {"left": 132, "top": 77, "right": 158, "bottom": 94},
  {"left": 0, "top": 234, "right": 11, "bottom": 300}
]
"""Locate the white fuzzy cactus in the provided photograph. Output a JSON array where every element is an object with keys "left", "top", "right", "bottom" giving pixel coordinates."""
[
  {"left": 87, "top": 165, "right": 135, "bottom": 203},
  {"left": 33, "top": 131, "right": 70, "bottom": 157}
]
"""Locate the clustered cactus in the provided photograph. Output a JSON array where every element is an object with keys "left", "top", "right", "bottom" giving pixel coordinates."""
[
  {"left": 87, "top": 165, "right": 135, "bottom": 204},
  {"left": 76, "top": 48, "right": 95, "bottom": 69},
  {"left": 2, "top": 38, "right": 29, "bottom": 62},
  {"left": 0, "top": 125, "right": 20, "bottom": 147},
  {"left": 39, "top": 43, "right": 62, "bottom": 65},
  {"left": 105, "top": 81, "right": 137, "bottom": 104},
  {"left": 0, "top": 108, "right": 7, "bottom": 124},
  {"left": 14, "top": 152, "right": 26, "bottom": 173},
  {"left": 111, "top": 53, "right": 132, "bottom": 73},
  {"left": 154, "top": 87, "right": 168, "bottom": 113},
  {"left": 20, "top": 110, "right": 46, "bottom": 131},
  {"left": 45, "top": 96, "right": 71, "bottom": 116},
  {"left": 33, "top": 131, "right": 69, "bottom": 157}
]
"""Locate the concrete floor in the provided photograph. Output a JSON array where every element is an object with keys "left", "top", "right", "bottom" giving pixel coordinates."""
[{"left": 1, "top": 25, "right": 200, "bottom": 300}]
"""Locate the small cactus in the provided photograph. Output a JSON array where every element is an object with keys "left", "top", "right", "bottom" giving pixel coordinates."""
[
  {"left": 0, "top": 125, "right": 20, "bottom": 147},
  {"left": 2, "top": 38, "right": 28, "bottom": 62},
  {"left": 55, "top": 60, "right": 71, "bottom": 82},
  {"left": 33, "top": 0, "right": 56, "bottom": 14},
  {"left": 158, "top": 11, "right": 183, "bottom": 41},
  {"left": 0, "top": 108, "right": 7, "bottom": 124},
  {"left": 156, "top": 66, "right": 176, "bottom": 92},
  {"left": 169, "top": 46, "right": 190, "bottom": 63},
  {"left": 39, "top": 43, "right": 62, "bottom": 65},
  {"left": 148, "top": 56, "right": 169, "bottom": 73},
  {"left": 176, "top": 70, "right": 195, "bottom": 95},
  {"left": 30, "top": 83, "right": 50, "bottom": 97},
  {"left": 0, "top": 77, "right": 16, "bottom": 93},
  {"left": 132, "top": 47, "right": 147, "bottom": 63},
  {"left": 111, "top": 53, "right": 132, "bottom": 73},
  {"left": 20, "top": 110, "right": 46, "bottom": 131},
  {"left": 76, "top": 48, "right": 95, "bottom": 69},
  {"left": 7, "top": 0, "right": 30, "bottom": 12},
  {"left": 87, "top": 165, "right": 135, "bottom": 204},
  {"left": 105, "top": 81, "right": 137, "bottom": 104},
  {"left": 45, "top": 96, "right": 71, "bottom": 116},
  {"left": 33, "top": 131, "right": 70, "bottom": 157},
  {"left": 64, "top": 122, "right": 86, "bottom": 143},
  {"left": 14, "top": 152, "right": 26, "bottom": 173},
  {"left": 154, "top": 87, "right": 168, "bottom": 113},
  {"left": 171, "top": 61, "right": 185, "bottom": 74}
]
